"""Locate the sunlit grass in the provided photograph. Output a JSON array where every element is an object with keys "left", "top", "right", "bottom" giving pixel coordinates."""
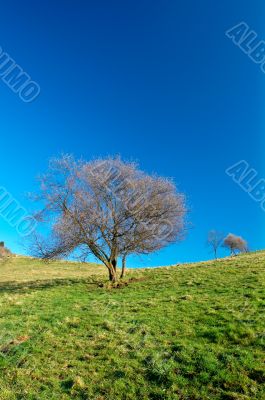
[{"left": 0, "top": 252, "right": 264, "bottom": 399}]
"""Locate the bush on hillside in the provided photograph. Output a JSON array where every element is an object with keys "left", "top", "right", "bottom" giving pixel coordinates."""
[{"left": 0, "top": 243, "right": 11, "bottom": 259}]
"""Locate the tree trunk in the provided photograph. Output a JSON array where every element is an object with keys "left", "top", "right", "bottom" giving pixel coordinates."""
[
  {"left": 108, "top": 266, "right": 117, "bottom": 282},
  {"left": 111, "top": 258, "right": 117, "bottom": 272},
  {"left": 107, "top": 259, "right": 118, "bottom": 282},
  {"left": 120, "top": 255, "right": 126, "bottom": 279},
  {"left": 108, "top": 268, "right": 113, "bottom": 281},
  {"left": 214, "top": 249, "right": 217, "bottom": 259}
]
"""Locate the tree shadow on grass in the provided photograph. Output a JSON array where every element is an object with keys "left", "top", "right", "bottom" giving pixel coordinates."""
[{"left": 0, "top": 277, "right": 100, "bottom": 294}]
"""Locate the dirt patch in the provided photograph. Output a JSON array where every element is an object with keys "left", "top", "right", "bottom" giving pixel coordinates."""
[{"left": 0, "top": 335, "right": 30, "bottom": 354}]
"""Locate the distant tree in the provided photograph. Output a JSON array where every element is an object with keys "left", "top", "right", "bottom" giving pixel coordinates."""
[
  {"left": 223, "top": 233, "right": 248, "bottom": 256},
  {"left": 31, "top": 155, "right": 187, "bottom": 282},
  {"left": 207, "top": 230, "right": 224, "bottom": 259}
]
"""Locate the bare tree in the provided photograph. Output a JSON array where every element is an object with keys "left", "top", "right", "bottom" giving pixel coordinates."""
[
  {"left": 30, "top": 155, "right": 187, "bottom": 282},
  {"left": 223, "top": 233, "right": 248, "bottom": 256},
  {"left": 207, "top": 230, "right": 224, "bottom": 259}
]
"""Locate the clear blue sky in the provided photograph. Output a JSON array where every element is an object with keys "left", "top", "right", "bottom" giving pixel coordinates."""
[{"left": 0, "top": 0, "right": 264, "bottom": 267}]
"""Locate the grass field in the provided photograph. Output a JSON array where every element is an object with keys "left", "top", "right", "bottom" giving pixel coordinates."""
[{"left": 0, "top": 252, "right": 264, "bottom": 399}]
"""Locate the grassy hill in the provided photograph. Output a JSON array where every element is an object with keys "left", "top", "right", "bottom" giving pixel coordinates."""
[
  {"left": 0, "top": 252, "right": 264, "bottom": 399},
  {"left": 0, "top": 256, "right": 105, "bottom": 284}
]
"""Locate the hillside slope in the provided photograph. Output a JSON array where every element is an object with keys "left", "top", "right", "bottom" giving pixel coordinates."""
[
  {"left": 0, "top": 256, "right": 105, "bottom": 283},
  {"left": 0, "top": 252, "right": 264, "bottom": 399}
]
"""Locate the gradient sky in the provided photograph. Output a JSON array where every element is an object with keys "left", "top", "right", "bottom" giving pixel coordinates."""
[{"left": 0, "top": 0, "right": 264, "bottom": 267}]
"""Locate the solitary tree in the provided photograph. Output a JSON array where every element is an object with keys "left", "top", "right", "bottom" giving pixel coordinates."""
[
  {"left": 31, "top": 155, "right": 187, "bottom": 282},
  {"left": 207, "top": 230, "right": 224, "bottom": 259},
  {"left": 223, "top": 233, "right": 248, "bottom": 256}
]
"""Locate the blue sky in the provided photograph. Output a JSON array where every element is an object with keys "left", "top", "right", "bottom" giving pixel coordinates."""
[{"left": 0, "top": 0, "right": 264, "bottom": 267}]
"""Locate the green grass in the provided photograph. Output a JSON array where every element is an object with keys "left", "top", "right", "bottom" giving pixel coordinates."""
[{"left": 0, "top": 252, "right": 264, "bottom": 399}]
